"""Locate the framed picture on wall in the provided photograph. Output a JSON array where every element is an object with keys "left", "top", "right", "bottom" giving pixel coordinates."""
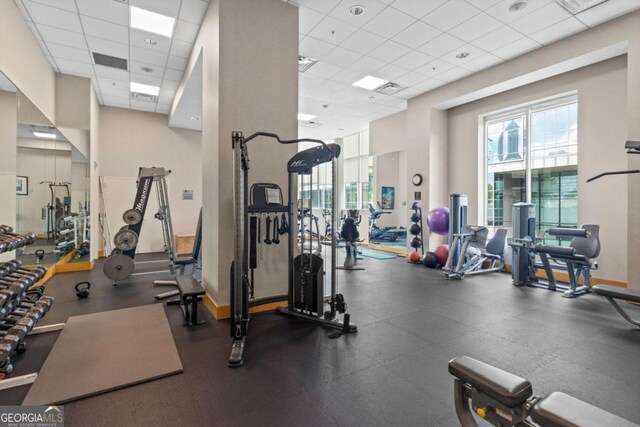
[
  {"left": 381, "top": 186, "right": 395, "bottom": 209},
  {"left": 16, "top": 176, "right": 28, "bottom": 196}
]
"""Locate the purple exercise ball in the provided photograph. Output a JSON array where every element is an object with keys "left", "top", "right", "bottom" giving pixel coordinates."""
[{"left": 427, "top": 207, "right": 449, "bottom": 236}]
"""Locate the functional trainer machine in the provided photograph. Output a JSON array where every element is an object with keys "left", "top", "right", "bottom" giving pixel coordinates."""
[
  {"left": 229, "top": 131, "right": 357, "bottom": 368},
  {"left": 509, "top": 203, "right": 600, "bottom": 298},
  {"left": 449, "top": 355, "right": 639, "bottom": 427},
  {"left": 103, "top": 167, "right": 178, "bottom": 284}
]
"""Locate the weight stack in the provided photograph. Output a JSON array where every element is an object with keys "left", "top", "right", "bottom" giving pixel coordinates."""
[{"left": 293, "top": 254, "right": 323, "bottom": 316}]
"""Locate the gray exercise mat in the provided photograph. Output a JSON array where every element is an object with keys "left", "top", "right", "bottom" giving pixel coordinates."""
[{"left": 23, "top": 304, "right": 183, "bottom": 405}]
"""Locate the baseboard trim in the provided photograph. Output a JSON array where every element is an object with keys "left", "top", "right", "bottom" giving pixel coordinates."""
[
  {"left": 502, "top": 264, "right": 627, "bottom": 288},
  {"left": 203, "top": 294, "right": 288, "bottom": 320},
  {"left": 367, "top": 243, "right": 407, "bottom": 256}
]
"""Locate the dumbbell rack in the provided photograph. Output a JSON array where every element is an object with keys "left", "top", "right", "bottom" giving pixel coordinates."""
[{"left": 0, "top": 225, "right": 55, "bottom": 379}]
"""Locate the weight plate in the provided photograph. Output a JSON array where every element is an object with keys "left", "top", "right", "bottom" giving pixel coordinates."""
[
  {"left": 120, "top": 225, "right": 129, "bottom": 231},
  {"left": 123, "top": 209, "right": 143, "bottom": 225},
  {"left": 103, "top": 254, "right": 135, "bottom": 281},
  {"left": 114, "top": 229, "right": 139, "bottom": 251}
]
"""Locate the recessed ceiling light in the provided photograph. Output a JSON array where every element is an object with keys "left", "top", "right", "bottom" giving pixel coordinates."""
[
  {"left": 190, "top": 116, "right": 199, "bottom": 121},
  {"left": 349, "top": 5, "right": 365, "bottom": 16},
  {"left": 297, "top": 113, "right": 316, "bottom": 121},
  {"left": 130, "top": 82, "right": 160, "bottom": 96},
  {"left": 32, "top": 131, "right": 56, "bottom": 139},
  {"left": 144, "top": 38, "right": 157, "bottom": 46},
  {"left": 554, "top": 0, "right": 608, "bottom": 14},
  {"left": 456, "top": 52, "right": 470, "bottom": 59},
  {"left": 352, "top": 75, "right": 388, "bottom": 91},
  {"left": 130, "top": 6, "right": 175, "bottom": 38},
  {"left": 508, "top": 0, "right": 529, "bottom": 12}
]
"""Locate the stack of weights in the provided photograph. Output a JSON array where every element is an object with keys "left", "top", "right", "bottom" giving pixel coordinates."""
[{"left": 407, "top": 202, "right": 423, "bottom": 263}]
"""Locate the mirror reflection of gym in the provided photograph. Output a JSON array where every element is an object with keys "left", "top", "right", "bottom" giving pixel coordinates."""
[{"left": 15, "top": 94, "right": 90, "bottom": 267}]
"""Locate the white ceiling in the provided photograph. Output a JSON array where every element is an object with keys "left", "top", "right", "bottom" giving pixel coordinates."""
[
  {"left": 287, "top": 0, "right": 640, "bottom": 139},
  {"left": 11, "top": 0, "right": 640, "bottom": 141},
  {"left": 14, "top": 0, "right": 208, "bottom": 115}
]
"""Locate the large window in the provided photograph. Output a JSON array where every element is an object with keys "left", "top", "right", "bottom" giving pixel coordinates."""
[
  {"left": 297, "top": 142, "right": 334, "bottom": 210},
  {"left": 342, "top": 130, "right": 372, "bottom": 210},
  {"left": 485, "top": 95, "right": 578, "bottom": 241}
]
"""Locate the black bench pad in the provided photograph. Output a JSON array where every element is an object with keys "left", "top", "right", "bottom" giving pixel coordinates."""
[
  {"left": 532, "top": 392, "right": 639, "bottom": 427},
  {"left": 593, "top": 285, "right": 640, "bottom": 304},
  {"left": 448, "top": 356, "right": 532, "bottom": 408},
  {"left": 175, "top": 275, "right": 205, "bottom": 297},
  {"left": 174, "top": 256, "right": 197, "bottom": 266}
]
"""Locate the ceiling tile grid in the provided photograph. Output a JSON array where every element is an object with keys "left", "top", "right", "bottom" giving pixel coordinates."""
[{"left": 15, "top": 0, "right": 209, "bottom": 115}]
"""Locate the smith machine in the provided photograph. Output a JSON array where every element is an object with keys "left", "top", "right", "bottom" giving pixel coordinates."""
[{"left": 229, "top": 132, "right": 357, "bottom": 368}]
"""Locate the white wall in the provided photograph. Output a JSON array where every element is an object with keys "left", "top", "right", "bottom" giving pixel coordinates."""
[
  {"left": 0, "top": 91, "right": 17, "bottom": 262},
  {"left": 98, "top": 106, "right": 202, "bottom": 254}
]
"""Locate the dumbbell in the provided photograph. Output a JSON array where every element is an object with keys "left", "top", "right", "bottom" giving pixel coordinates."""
[
  {"left": 0, "top": 226, "right": 36, "bottom": 244},
  {"left": 0, "top": 231, "right": 31, "bottom": 247},
  {"left": 10, "top": 297, "right": 53, "bottom": 320},
  {"left": 1, "top": 260, "right": 47, "bottom": 277},
  {"left": 0, "top": 267, "right": 46, "bottom": 283}
]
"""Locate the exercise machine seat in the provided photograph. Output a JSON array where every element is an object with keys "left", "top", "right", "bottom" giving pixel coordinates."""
[
  {"left": 571, "top": 224, "right": 600, "bottom": 259},
  {"left": 484, "top": 228, "right": 507, "bottom": 256},
  {"left": 341, "top": 217, "right": 360, "bottom": 241},
  {"left": 531, "top": 392, "right": 639, "bottom": 427},
  {"left": 593, "top": 284, "right": 640, "bottom": 303},
  {"left": 448, "top": 356, "right": 532, "bottom": 408}
]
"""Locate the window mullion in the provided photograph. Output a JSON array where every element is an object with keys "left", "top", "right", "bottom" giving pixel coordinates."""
[{"left": 525, "top": 110, "right": 532, "bottom": 203}]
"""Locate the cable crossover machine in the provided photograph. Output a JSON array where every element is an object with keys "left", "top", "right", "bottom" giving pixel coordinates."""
[{"left": 229, "top": 131, "right": 357, "bottom": 368}]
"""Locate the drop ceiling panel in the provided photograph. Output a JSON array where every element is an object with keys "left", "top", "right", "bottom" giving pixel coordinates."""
[
  {"left": 289, "top": 0, "right": 342, "bottom": 14},
  {"left": 448, "top": 12, "right": 503, "bottom": 42},
  {"left": 394, "top": 70, "right": 428, "bottom": 87},
  {"left": 415, "top": 58, "right": 454, "bottom": 78},
  {"left": 163, "top": 68, "right": 185, "bottom": 82},
  {"left": 54, "top": 58, "right": 95, "bottom": 75},
  {"left": 347, "top": 55, "right": 386, "bottom": 75},
  {"left": 329, "top": 67, "right": 367, "bottom": 85},
  {"left": 178, "top": 0, "right": 209, "bottom": 25},
  {"left": 130, "top": 0, "right": 180, "bottom": 18},
  {"left": 81, "top": 16, "right": 129, "bottom": 45},
  {"left": 130, "top": 71, "right": 163, "bottom": 87},
  {"left": 24, "top": 1, "right": 83, "bottom": 32},
  {"left": 417, "top": 33, "right": 465, "bottom": 58},
  {"left": 530, "top": 17, "right": 588, "bottom": 45},
  {"left": 323, "top": 46, "right": 362, "bottom": 68},
  {"left": 510, "top": 3, "right": 572, "bottom": 35},
  {"left": 441, "top": 44, "right": 486, "bottom": 65},
  {"left": 390, "top": 0, "right": 448, "bottom": 19},
  {"left": 36, "top": 24, "right": 87, "bottom": 50},
  {"left": 340, "top": 29, "right": 386, "bottom": 54},
  {"left": 391, "top": 20, "right": 441, "bottom": 49},
  {"left": 102, "top": 96, "right": 130, "bottom": 108},
  {"left": 174, "top": 20, "right": 200, "bottom": 43},
  {"left": 300, "top": 36, "right": 336, "bottom": 59},
  {"left": 394, "top": 50, "right": 435, "bottom": 69},
  {"left": 368, "top": 40, "right": 412, "bottom": 62},
  {"left": 47, "top": 42, "right": 92, "bottom": 63},
  {"left": 76, "top": 0, "right": 129, "bottom": 26},
  {"left": 169, "top": 39, "right": 194, "bottom": 58},
  {"left": 130, "top": 99, "right": 157, "bottom": 112},
  {"left": 307, "top": 16, "right": 358, "bottom": 45},
  {"left": 362, "top": 6, "right": 416, "bottom": 39},
  {"left": 471, "top": 25, "right": 524, "bottom": 51},
  {"left": 305, "top": 61, "right": 343, "bottom": 79},
  {"left": 25, "top": 0, "right": 77, "bottom": 13},
  {"left": 299, "top": 7, "right": 325, "bottom": 34},
  {"left": 130, "top": 46, "right": 169, "bottom": 67},
  {"left": 494, "top": 36, "right": 541, "bottom": 60},
  {"left": 486, "top": 0, "right": 549, "bottom": 24},
  {"left": 166, "top": 55, "right": 188, "bottom": 71},
  {"left": 375, "top": 63, "right": 410, "bottom": 81},
  {"left": 422, "top": 0, "right": 480, "bottom": 31},
  {"left": 94, "top": 65, "right": 130, "bottom": 81},
  {"left": 462, "top": 52, "right": 503, "bottom": 72}
]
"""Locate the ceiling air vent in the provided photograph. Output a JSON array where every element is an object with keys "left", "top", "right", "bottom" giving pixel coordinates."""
[
  {"left": 301, "top": 121, "right": 321, "bottom": 128},
  {"left": 554, "top": 0, "right": 608, "bottom": 14},
  {"left": 298, "top": 55, "right": 318, "bottom": 72},
  {"left": 131, "top": 92, "right": 157, "bottom": 102},
  {"left": 374, "top": 82, "right": 405, "bottom": 96},
  {"left": 93, "top": 52, "right": 128, "bottom": 70}
]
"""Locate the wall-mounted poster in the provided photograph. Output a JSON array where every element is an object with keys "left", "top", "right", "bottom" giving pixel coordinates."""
[
  {"left": 16, "top": 176, "right": 28, "bottom": 196},
  {"left": 381, "top": 186, "right": 395, "bottom": 209}
]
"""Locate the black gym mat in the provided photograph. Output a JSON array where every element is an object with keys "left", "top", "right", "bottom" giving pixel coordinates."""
[{"left": 22, "top": 304, "right": 183, "bottom": 405}]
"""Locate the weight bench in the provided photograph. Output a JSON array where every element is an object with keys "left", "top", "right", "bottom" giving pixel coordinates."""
[
  {"left": 593, "top": 284, "right": 640, "bottom": 330},
  {"left": 448, "top": 355, "right": 639, "bottom": 426},
  {"left": 167, "top": 275, "right": 206, "bottom": 326}
]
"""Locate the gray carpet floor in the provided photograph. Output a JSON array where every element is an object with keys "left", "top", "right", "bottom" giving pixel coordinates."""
[{"left": 1, "top": 253, "right": 639, "bottom": 426}]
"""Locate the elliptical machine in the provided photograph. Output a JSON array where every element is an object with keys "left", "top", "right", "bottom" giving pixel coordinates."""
[{"left": 337, "top": 210, "right": 364, "bottom": 271}]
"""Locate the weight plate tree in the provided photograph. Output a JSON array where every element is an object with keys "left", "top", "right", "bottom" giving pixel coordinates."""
[{"left": 102, "top": 167, "right": 177, "bottom": 283}]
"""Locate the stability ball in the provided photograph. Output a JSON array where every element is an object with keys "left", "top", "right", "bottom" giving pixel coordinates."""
[
  {"left": 427, "top": 207, "right": 449, "bottom": 236},
  {"left": 423, "top": 251, "right": 439, "bottom": 268},
  {"left": 407, "top": 251, "right": 422, "bottom": 263},
  {"left": 434, "top": 244, "right": 449, "bottom": 266}
]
